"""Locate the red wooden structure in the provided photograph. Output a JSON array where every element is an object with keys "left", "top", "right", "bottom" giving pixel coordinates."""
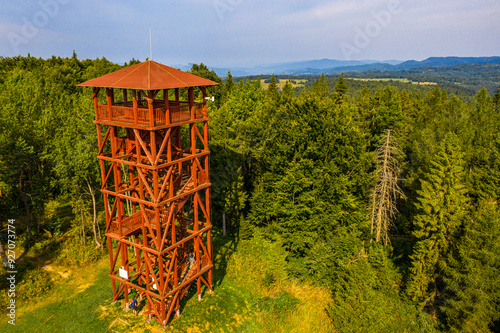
[{"left": 78, "top": 60, "right": 218, "bottom": 327}]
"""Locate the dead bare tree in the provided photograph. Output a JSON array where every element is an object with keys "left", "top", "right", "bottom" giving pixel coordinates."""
[{"left": 370, "top": 130, "right": 404, "bottom": 245}]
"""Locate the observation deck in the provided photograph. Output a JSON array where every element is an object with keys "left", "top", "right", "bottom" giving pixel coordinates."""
[{"left": 95, "top": 99, "right": 207, "bottom": 129}]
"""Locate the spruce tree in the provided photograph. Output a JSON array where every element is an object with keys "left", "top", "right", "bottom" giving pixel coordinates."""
[
  {"left": 493, "top": 88, "right": 500, "bottom": 113},
  {"left": 221, "top": 70, "right": 235, "bottom": 104},
  {"left": 265, "top": 73, "right": 280, "bottom": 104},
  {"left": 281, "top": 80, "right": 295, "bottom": 104},
  {"left": 312, "top": 73, "right": 328, "bottom": 99},
  {"left": 333, "top": 73, "right": 348, "bottom": 104},
  {"left": 406, "top": 133, "right": 468, "bottom": 308},
  {"left": 442, "top": 200, "right": 500, "bottom": 332}
]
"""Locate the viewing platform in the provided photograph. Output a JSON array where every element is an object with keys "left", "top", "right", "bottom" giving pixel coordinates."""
[
  {"left": 79, "top": 60, "right": 217, "bottom": 326},
  {"left": 95, "top": 99, "right": 207, "bottom": 129}
]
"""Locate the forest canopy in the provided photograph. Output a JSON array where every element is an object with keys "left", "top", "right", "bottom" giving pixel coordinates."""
[{"left": 0, "top": 55, "right": 499, "bottom": 332}]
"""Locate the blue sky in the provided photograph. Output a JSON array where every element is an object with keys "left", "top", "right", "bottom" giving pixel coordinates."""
[{"left": 1, "top": 0, "right": 499, "bottom": 67}]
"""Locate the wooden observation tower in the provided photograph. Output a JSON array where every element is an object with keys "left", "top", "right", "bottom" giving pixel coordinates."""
[{"left": 78, "top": 60, "right": 218, "bottom": 327}]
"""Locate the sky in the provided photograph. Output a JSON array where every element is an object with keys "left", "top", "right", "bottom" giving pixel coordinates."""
[{"left": 1, "top": 0, "right": 499, "bottom": 68}]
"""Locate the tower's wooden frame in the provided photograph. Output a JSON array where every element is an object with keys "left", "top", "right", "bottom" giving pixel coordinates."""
[{"left": 81, "top": 64, "right": 216, "bottom": 326}]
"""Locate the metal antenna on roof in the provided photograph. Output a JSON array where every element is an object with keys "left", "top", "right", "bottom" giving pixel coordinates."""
[{"left": 149, "top": 25, "right": 152, "bottom": 60}]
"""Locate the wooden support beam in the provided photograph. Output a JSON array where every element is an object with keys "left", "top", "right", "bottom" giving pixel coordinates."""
[
  {"left": 133, "top": 129, "right": 155, "bottom": 165},
  {"left": 154, "top": 128, "right": 171, "bottom": 165}
]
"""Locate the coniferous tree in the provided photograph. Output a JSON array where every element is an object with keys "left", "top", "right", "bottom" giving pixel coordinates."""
[
  {"left": 333, "top": 73, "right": 348, "bottom": 104},
  {"left": 281, "top": 80, "right": 295, "bottom": 104},
  {"left": 465, "top": 88, "right": 500, "bottom": 201},
  {"left": 356, "top": 86, "right": 373, "bottom": 131},
  {"left": 265, "top": 73, "right": 279, "bottom": 104},
  {"left": 406, "top": 133, "right": 468, "bottom": 308},
  {"left": 220, "top": 70, "right": 235, "bottom": 105},
  {"left": 493, "top": 88, "right": 500, "bottom": 113},
  {"left": 311, "top": 73, "right": 328, "bottom": 99},
  {"left": 442, "top": 200, "right": 500, "bottom": 332}
]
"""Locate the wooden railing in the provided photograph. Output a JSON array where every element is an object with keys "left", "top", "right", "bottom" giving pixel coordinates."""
[
  {"left": 109, "top": 210, "right": 143, "bottom": 235},
  {"left": 96, "top": 101, "right": 205, "bottom": 127}
]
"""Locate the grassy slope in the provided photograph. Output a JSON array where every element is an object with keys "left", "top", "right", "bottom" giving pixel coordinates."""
[
  {"left": 0, "top": 251, "right": 263, "bottom": 333},
  {"left": 0, "top": 208, "right": 333, "bottom": 333}
]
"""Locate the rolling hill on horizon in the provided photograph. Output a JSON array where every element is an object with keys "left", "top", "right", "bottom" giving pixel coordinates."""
[{"left": 191, "top": 56, "right": 500, "bottom": 77}]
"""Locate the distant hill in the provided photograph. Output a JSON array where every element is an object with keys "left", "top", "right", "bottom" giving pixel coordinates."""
[
  {"left": 292, "top": 56, "right": 500, "bottom": 75},
  {"left": 200, "top": 56, "right": 500, "bottom": 77},
  {"left": 395, "top": 56, "right": 500, "bottom": 71},
  {"left": 194, "top": 59, "right": 404, "bottom": 77}
]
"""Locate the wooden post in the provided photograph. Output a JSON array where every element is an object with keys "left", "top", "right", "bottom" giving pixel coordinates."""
[
  {"left": 152, "top": 131, "right": 158, "bottom": 201},
  {"left": 164, "top": 89, "right": 170, "bottom": 125},
  {"left": 189, "top": 87, "right": 194, "bottom": 121},
  {"left": 93, "top": 87, "right": 100, "bottom": 120},
  {"left": 189, "top": 87, "right": 197, "bottom": 188},
  {"left": 132, "top": 90, "right": 138, "bottom": 125},
  {"left": 206, "top": 187, "right": 212, "bottom": 290},
  {"left": 200, "top": 86, "right": 208, "bottom": 117},
  {"left": 123, "top": 89, "right": 128, "bottom": 106},
  {"left": 106, "top": 88, "right": 113, "bottom": 121},
  {"left": 148, "top": 90, "right": 154, "bottom": 128},
  {"left": 194, "top": 194, "right": 200, "bottom": 300},
  {"left": 204, "top": 121, "right": 209, "bottom": 178}
]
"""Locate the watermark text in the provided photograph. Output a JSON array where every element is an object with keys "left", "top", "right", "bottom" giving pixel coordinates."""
[
  {"left": 8, "top": 0, "right": 71, "bottom": 53},
  {"left": 340, "top": 0, "right": 409, "bottom": 60},
  {"left": 6, "top": 219, "right": 16, "bottom": 326}
]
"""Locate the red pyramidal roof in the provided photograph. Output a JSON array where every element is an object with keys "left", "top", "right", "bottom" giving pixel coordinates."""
[{"left": 77, "top": 60, "right": 219, "bottom": 90}]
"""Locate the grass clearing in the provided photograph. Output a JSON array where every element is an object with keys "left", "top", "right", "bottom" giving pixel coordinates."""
[
  {"left": 0, "top": 229, "right": 332, "bottom": 332},
  {"left": 0, "top": 257, "right": 262, "bottom": 333},
  {"left": 261, "top": 79, "right": 307, "bottom": 90}
]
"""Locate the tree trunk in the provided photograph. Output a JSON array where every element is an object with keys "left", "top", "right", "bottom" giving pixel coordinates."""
[
  {"left": 81, "top": 206, "right": 85, "bottom": 245},
  {"left": 19, "top": 172, "right": 35, "bottom": 240},
  {"left": 86, "top": 178, "right": 102, "bottom": 248},
  {"left": 222, "top": 211, "right": 226, "bottom": 236},
  {"left": 0, "top": 240, "right": 8, "bottom": 268}
]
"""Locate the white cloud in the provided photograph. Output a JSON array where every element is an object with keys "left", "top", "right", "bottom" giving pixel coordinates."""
[{"left": 0, "top": 0, "right": 499, "bottom": 65}]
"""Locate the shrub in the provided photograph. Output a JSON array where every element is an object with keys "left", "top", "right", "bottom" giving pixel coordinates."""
[
  {"left": 226, "top": 230, "right": 334, "bottom": 332},
  {"left": 257, "top": 291, "right": 299, "bottom": 314},
  {"left": 16, "top": 268, "right": 53, "bottom": 300}
]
